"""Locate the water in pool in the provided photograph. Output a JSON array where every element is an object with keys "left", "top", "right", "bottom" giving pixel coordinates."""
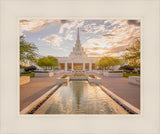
[{"left": 34, "top": 81, "right": 128, "bottom": 114}]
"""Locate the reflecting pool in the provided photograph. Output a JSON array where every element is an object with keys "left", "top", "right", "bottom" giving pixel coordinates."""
[{"left": 34, "top": 81, "right": 128, "bottom": 114}]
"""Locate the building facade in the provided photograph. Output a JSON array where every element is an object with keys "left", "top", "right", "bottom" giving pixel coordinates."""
[{"left": 57, "top": 28, "right": 100, "bottom": 72}]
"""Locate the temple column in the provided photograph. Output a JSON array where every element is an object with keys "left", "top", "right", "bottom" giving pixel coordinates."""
[
  {"left": 59, "top": 64, "right": 61, "bottom": 70},
  {"left": 83, "top": 62, "right": 85, "bottom": 71},
  {"left": 72, "top": 62, "right": 74, "bottom": 71},
  {"left": 89, "top": 62, "right": 92, "bottom": 72},
  {"left": 65, "top": 62, "right": 68, "bottom": 71}
]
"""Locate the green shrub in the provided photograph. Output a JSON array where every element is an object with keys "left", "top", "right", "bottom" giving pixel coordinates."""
[
  {"left": 119, "top": 65, "right": 134, "bottom": 71},
  {"left": 24, "top": 65, "right": 37, "bottom": 72},
  {"left": 20, "top": 73, "right": 35, "bottom": 78},
  {"left": 123, "top": 73, "right": 140, "bottom": 78},
  {"left": 61, "top": 75, "right": 67, "bottom": 78},
  {"left": 89, "top": 75, "right": 96, "bottom": 78}
]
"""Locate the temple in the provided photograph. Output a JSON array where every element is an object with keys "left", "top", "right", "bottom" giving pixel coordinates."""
[{"left": 57, "top": 28, "right": 99, "bottom": 72}]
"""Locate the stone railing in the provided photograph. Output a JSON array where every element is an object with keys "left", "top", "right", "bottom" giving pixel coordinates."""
[
  {"left": 128, "top": 76, "right": 140, "bottom": 85},
  {"left": 20, "top": 76, "right": 30, "bottom": 85},
  {"left": 70, "top": 76, "right": 88, "bottom": 80},
  {"left": 35, "top": 72, "right": 54, "bottom": 77},
  {"left": 88, "top": 76, "right": 102, "bottom": 85},
  {"left": 56, "top": 77, "right": 69, "bottom": 84},
  {"left": 104, "top": 72, "right": 123, "bottom": 77}
]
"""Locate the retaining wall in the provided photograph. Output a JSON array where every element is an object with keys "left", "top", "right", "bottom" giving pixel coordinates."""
[
  {"left": 56, "top": 77, "right": 69, "bottom": 84},
  {"left": 20, "top": 76, "right": 30, "bottom": 85},
  {"left": 88, "top": 77, "right": 102, "bottom": 85},
  {"left": 128, "top": 76, "right": 140, "bottom": 85},
  {"left": 70, "top": 76, "right": 88, "bottom": 80},
  {"left": 105, "top": 72, "right": 123, "bottom": 77}
]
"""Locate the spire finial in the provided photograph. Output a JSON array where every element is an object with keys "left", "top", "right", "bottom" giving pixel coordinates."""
[{"left": 77, "top": 27, "right": 80, "bottom": 41}]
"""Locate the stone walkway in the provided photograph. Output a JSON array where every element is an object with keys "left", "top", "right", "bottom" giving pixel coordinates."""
[
  {"left": 95, "top": 74, "right": 140, "bottom": 109},
  {"left": 20, "top": 73, "right": 140, "bottom": 111},
  {"left": 20, "top": 74, "right": 63, "bottom": 111}
]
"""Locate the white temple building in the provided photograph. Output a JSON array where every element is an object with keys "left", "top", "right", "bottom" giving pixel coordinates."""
[{"left": 57, "top": 28, "right": 100, "bottom": 72}]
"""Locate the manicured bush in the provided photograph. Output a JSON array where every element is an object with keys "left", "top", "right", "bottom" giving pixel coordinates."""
[
  {"left": 24, "top": 65, "right": 37, "bottom": 72},
  {"left": 21, "top": 71, "right": 31, "bottom": 74},
  {"left": 123, "top": 73, "right": 140, "bottom": 78},
  {"left": 119, "top": 65, "right": 134, "bottom": 71},
  {"left": 20, "top": 73, "right": 35, "bottom": 78}
]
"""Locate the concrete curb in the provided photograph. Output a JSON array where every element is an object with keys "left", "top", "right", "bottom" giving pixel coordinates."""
[
  {"left": 100, "top": 85, "right": 140, "bottom": 114},
  {"left": 20, "top": 84, "right": 60, "bottom": 114}
]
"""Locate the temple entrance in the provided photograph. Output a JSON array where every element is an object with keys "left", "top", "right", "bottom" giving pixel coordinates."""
[
  {"left": 85, "top": 63, "right": 89, "bottom": 71},
  {"left": 67, "top": 63, "right": 71, "bottom": 71},
  {"left": 60, "top": 63, "right": 65, "bottom": 70},
  {"left": 74, "top": 63, "right": 83, "bottom": 70}
]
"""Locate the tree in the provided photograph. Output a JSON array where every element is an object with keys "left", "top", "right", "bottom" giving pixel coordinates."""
[
  {"left": 37, "top": 56, "right": 58, "bottom": 70},
  {"left": 124, "top": 39, "right": 140, "bottom": 68},
  {"left": 96, "top": 56, "right": 123, "bottom": 70},
  {"left": 20, "top": 36, "right": 39, "bottom": 65}
]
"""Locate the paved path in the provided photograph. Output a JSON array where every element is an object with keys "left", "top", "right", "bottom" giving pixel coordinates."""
[
  {"left": 95, "top": 74, "right": 140, "bottom": 109},
  {"left": 20, "top": 74, "right": 63, "bottom": 111}
]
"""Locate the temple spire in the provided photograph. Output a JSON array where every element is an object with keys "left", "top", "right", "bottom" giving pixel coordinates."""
[{"left": 76, "top": 27, "right": 80, "bottom": 43}]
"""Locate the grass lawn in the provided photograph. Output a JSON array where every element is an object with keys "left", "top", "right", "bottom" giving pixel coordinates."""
[
  {"left": 123, "top": 73, "right": 140, "bottom": 78},
  {"left": 20, "top": 73, "right": 35, "bottom": 78}
]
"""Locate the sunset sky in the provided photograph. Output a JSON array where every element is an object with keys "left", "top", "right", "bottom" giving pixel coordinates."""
[{"left": 20, "top": 19, "right": 140, "bottom": 57}]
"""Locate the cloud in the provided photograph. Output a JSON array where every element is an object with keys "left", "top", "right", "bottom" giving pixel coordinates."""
[
  {"left": 82, "top": 20, "right": 140, "bottom": 57},
  {"left": 86, "top": 52, "right": 103, "bottom": 57},
  {"left": 93, "top": 25, "right": 105, "bottom": 33},
  {"left": 43, "top": 34, "right": 62, "bottom": 47},
  {"left": 102, "top": 34, "right": 115, "bottom": 37},
  {"left": 116, "top": 36, "right": 140, "bottom": 45},
  {"left": 127, "top": 20, "right": 140, "bottom": 26},
  {"left": 94, "top": 43, "right": 100, "bottom": 46},
  {"left": 86, "top": 47, "right": 108, "bottom": 51},
  {"left": 59, "top": 20, "right": 84, "bottom": 34},
  {"left": 83, "top": 24, "right": 106, "bottom": 34},
  {"left": 60, "top": 20, "right": 70, "bottom": 24},
  {"left": 64, "top": 33, "right": 73, "bottom": 40},
  {"left": 20, "top": 20, "right": 60, "bottom": 32},
  {"left": 20, "top": 19, "right": 141, "bottom": 57},
  {"left": 82, "top": 29, "right": 88, "bottom": 33},
  {"left": 109, "top": 45, "right": 128, "bottom": 53},
  {"left": 20, "top": 20, "right": 48, "bottom": 32}
]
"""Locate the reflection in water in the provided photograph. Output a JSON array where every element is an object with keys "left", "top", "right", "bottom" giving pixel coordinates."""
[
  {"left": 72, "top": 81, "right": 84, "bottom": 111},
  {"left": 34, "top": 81, "right": 128, "bottom": 114}
]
